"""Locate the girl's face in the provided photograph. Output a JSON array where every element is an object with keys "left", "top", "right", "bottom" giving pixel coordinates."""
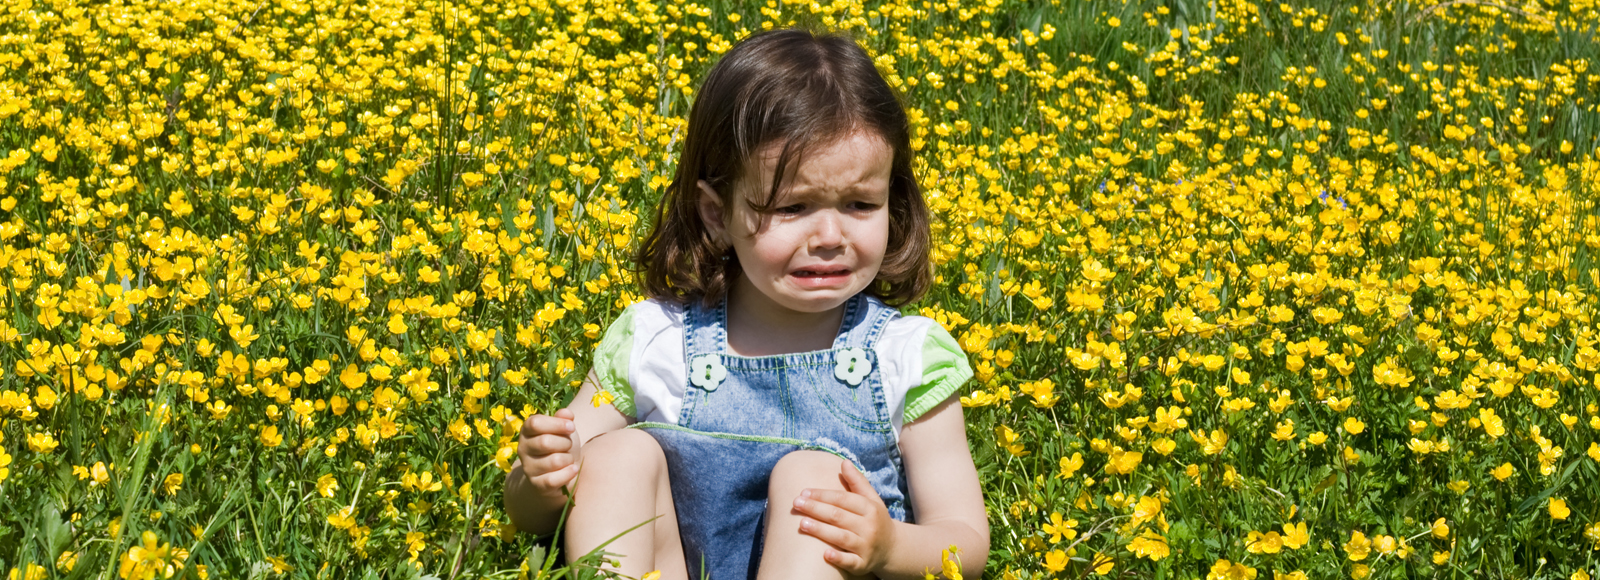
[{"left": 698, "top": 130, "right": 893, "bottom": 316}]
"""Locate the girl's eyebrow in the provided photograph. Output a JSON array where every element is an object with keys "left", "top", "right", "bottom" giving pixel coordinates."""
[{"left": 780, "top": 182, "right": 890, "bottom": 200}]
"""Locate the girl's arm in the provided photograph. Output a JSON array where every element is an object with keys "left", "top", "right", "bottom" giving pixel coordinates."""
[
  {"left": 881, "top": 394, "right": 989, "bottom": 578},
  {"left": 503, "top": 371, "right": 632, "bottom": 535}
]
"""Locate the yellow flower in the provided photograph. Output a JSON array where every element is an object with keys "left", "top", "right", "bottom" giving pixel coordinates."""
[
  {"left": 1343, "top": 446, "right": 1362, "bottom": 464},
  {"left": 1041, "top": 512, "right": 1077, "bottom": 543},
  {"left": 338, "top": 365, "right": 367, "bottom": 390},
  {"left": 260, "top": 426, "right": 283, "bottom": 448},
  {"left": 1281, "top": 522, "right": 1309, "bottom": 549},
  {"left": 90, "top": 462, "right": 111, "bottom": 487},
  {"left": 1344, "top": 530, "right": 1372, "bottom": 561},
  {"left": 1191, "top": 429, "right": 1229, "bottom": 455},
  {"left": 1245, "top": 530, "right": 1283, "bottom": 554},
  {"left": 1058, "top": 453, "right": 1084, "bottom": 479},
  {"left": 1342, "top": 416, "right": 1366, "bottom": 435},
  {"left": 55, "top": 550, "right": 77, "bottom": 572},
  {"left": 1206, "top": 559, "right": 1257, "bottom": 580},
  {"left": 266, "top": 556, "right": 292, "bottom": 574},
  {"left": 1152, "top": 406, "right": 1188, "bottom": 433},
  {"left": 1130, "top": 496, "right": 1162, "bottom": 527},
  {"left": 327, "top": 506, "right": 356, "bottom": 530},
  {"left": 1491, "top": 462, "right": 1515, "bottom": 481},
  {"left": 995, "top": 425, "right": 1028, "bottom": 456},
  {"left": 1431, "top": 518, "right": 1449, "bottom": 539},
  {"left": 162, "top": 473, "right": 183, "bottom": 496},
  {"left": 1271, "top": 419, "right": 1296, "bottom": 441},
  {"left": 119, "top": 531, "right": 188, "bottom": 580},
  {"left": 1091, "top": 553, "right": 1114, "bottom": 575},
  {"left": 939, "top": 545, "right": 962, "bottom": 579},
  {"left": 1549, "top": 497, "right": 1570, "bottom": 520},
  {"left": 26, "top": 432, "right": 58, "bottom": 454},
  {"left": 1128, "top": 529, "right": 1170, "bottom": 561},
  {"left": 1041, "top": 550, "right": 1068, "bottom": 574},
  {"left": 317, "top": 474, "right": 340, "bottom": 498},
  {"left": 1104, "top": 448, "right": 1143, "bottom": 475},
  {"left": 1151, "top": 437, "right": 1177, "bottom": 455}
]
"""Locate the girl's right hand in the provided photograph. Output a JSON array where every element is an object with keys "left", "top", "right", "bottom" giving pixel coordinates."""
[{"left": 517, "top": 408, "right": 583, "bottom": 496}]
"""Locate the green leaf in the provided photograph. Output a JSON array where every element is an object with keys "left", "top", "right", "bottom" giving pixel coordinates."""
[{"left": 1514, "top": 457, "right": 1584, "bottom": 514}]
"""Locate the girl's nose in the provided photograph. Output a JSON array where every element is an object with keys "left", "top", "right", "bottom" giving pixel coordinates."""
[{"left": 810, "top": 211, "right": 844, "bottom": 249}]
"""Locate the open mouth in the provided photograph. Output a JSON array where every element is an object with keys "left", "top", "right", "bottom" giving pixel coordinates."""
[{"left": 793, "top": 268, "right": 851, "bottom": 278}]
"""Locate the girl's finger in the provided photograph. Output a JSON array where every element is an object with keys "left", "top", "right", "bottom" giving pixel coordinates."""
[
  {"left": 529, "top": 462, "right": 579, "bottom": 491},
  {"left": 838, "top": 460, "right": 875, "bottom": 496},
  {"left": 522, "top": 414, "right": 576, "bottom": 438},
  {"left": 799, "top": 489, "right": 872, "bottom": 517},
  {"left": 822, "top": 547, "right": 869, "bottom": 575},
  {"left": 798, "top": 517, "right": 863, "bottom": 553},
  {"left": 523, "top": 433, "right": 573, "bottom": 455},
  {"left": 523, "top": 451, "right": 573, "bottom": 475}
]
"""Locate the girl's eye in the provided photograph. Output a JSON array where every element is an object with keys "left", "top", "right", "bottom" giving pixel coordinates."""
[
  {"left": 775, "top": 204, "right": 805, "bottom": 214},
  {"left": 850, "top": 201, "right": 882, "bottom": 211}
]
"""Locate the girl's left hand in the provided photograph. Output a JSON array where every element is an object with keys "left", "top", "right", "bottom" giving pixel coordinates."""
[{"left": 793, "top": 460, "right": 897, "bottom": 575}]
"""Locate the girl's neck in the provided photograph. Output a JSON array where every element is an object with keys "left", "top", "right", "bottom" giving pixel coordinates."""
[{"left": 724, "top": 277, "right": 846, "bottom": 357}]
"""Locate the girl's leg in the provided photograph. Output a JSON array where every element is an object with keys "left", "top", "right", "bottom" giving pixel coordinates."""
[
  {"left": 756, "top": 450, "right": 860, "bottom": 580},
  {"left": 565, "top": 428, "right": 688, "bottom": 580}
]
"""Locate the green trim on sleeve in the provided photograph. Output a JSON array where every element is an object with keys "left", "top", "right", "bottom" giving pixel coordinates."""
[
  {"left": 902, "top": 322, "right": 974, "bottom": 424},
  {"left": 592, "top": 306, "right": 637, "bottom": 418}
]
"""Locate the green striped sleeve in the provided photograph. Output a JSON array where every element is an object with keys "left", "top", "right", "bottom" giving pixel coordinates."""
[
  {"left": 902, "top": 322, "right": 974, "bottom": 424},
  {"left": 592, "top": 306, "right": 636, "bottom": 417}
]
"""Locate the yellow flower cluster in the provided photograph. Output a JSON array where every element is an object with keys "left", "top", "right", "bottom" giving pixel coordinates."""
[{"left": 0, "top": 0, "right": 1597, "bottom": 576}]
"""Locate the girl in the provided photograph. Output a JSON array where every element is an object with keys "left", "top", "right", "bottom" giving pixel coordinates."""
[{"left": 504, "top": 28, "right": 989, "bottom": 579}]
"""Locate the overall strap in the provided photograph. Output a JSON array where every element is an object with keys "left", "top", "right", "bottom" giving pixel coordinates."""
[
  {"left": 683, "top": 295, "right": 727, "bottom": 359},
  {"left": 834, "top": 294, "right": 900, "bottom": 349}
]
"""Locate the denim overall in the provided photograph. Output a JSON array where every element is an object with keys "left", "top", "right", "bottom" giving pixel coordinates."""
[{"left": 633, "top": 293, "right": 911, "bottom": 579}]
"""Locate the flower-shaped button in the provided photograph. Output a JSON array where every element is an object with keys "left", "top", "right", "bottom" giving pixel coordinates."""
[
  {"left": 689, "top": 354, "right": 727, "bottom": 391},
  {"left": 834, "top": 348, "right": 871, "bottom": 386}
]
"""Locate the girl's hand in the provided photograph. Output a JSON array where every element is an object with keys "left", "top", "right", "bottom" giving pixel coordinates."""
[
  {"left": 793, "top": 460, "right": 897, "bottom": 575},
  {"left": 516, "top": 408, "right": 582, "bottom": 497}
]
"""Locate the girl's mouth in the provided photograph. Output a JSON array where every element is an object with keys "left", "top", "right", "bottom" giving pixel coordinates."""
[
  {"left": 793, "top": 268, "right": 851, "bottom": 278},
  {"left": 791, "top": 268, "right": 852, "bottom": 288}
]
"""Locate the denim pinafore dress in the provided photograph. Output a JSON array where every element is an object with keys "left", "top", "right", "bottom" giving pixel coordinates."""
[{"left": 631, "top": 293, "right": 912, "bottom": 579}]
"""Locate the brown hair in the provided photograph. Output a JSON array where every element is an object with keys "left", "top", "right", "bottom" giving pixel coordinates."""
[{"left": 636, "top": 28, "right": 933, "bottom": 307}]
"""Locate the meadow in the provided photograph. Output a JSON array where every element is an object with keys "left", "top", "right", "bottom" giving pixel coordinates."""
[{"left": 1, "top": 0, "right": 1599, "bottom": 577}]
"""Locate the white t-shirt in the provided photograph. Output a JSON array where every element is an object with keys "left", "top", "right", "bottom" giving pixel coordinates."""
[{"left": 592, "top": 298, "right": 974, "bottom": 438}]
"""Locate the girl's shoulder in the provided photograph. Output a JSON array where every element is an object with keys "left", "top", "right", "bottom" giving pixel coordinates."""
[
  {"left": 593, "top": 298, "right": 689, "bottom": 421},
  {"left": 874, "top": 312, "right": 972, "bottom": 430},
  {"left": 599, "top": 298, "right": 687, "bottom": 367},
  {"left": 606, "top": 297, "right": 686, "bottom": 333}
]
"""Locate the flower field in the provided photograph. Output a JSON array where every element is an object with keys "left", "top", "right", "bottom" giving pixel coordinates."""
[{"left": 2, "top": 0, "right": 1599, "bottom": 576}]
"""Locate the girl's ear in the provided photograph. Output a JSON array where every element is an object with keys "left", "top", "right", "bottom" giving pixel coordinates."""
[{"left": 696, "top": 179, "right": 728, "bottom": 246}]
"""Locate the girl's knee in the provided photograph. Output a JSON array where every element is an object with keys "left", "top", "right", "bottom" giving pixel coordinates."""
[
  {"left": 768, "top": 450, "right": 847, "bottom": 497},
  {"left": 580, "top": 429, "right": 667, "bottom": 476}
]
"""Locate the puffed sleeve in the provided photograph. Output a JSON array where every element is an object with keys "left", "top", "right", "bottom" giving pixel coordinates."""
[
  {"left": 901, "top": 322, "right": 973, "bottom": 424},
  {"left": 592, "top": 306, "right": 637, "bottom": 418}
]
